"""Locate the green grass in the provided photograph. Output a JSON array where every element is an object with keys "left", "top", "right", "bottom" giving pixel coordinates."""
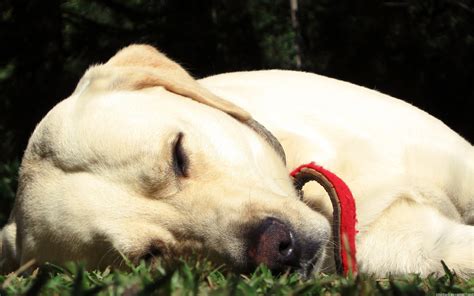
[{"left": 1, "top": 259, "right": 473, "bottom": 295}]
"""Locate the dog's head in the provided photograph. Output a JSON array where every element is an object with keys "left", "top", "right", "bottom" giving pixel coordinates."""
[{"left": 1, "top": 45, "right": 330, "bottom": 276}]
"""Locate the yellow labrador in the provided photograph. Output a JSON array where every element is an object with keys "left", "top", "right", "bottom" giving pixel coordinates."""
[{"left": 1, "top": 45, "right": 473, "bottom": 278}]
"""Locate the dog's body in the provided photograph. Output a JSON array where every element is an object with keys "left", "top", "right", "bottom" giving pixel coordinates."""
[
  {"left": 201, "top": 70, "right": 474, "bottom": 276},
  {"left": 1, "top": 45, "right": 473, "bottom": 277}
]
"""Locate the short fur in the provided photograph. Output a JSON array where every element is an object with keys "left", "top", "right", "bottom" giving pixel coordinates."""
[{"left": 1, "top": 45, "right": 473, "bottom": 277}]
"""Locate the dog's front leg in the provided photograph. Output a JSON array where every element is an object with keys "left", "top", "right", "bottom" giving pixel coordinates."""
[{"left": 356, "top": 198, "right": 474, "bottom": 278}]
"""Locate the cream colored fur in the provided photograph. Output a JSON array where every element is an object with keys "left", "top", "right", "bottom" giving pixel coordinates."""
[{"left": 1, "top": 45, "right": 473, "bottom": 277}]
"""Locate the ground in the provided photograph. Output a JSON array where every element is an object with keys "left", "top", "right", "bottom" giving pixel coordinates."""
[{"left": 1, "top": 258, "right": 473, "bottom": 295}]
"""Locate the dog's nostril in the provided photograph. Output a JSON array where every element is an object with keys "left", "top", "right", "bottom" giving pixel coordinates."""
[{"left": 278, "top": 236, "right": 294, "bottom": 257}]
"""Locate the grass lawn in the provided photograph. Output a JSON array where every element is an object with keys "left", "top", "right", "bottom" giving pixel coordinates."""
[{"left": 1, "top": 259, "right": 473, "bottom": 295}]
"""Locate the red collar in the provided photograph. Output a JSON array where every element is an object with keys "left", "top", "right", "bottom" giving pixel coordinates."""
[{"left": 291, "top": 162, "right": 358, "bottom": 275}]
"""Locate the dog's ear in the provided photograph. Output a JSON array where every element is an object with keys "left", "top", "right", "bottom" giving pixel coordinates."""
[
  {"left": 79, "top": 44, "right": 250, "bottom": 121},
  {"left": 77, "top": 44, "right": 286, "bottom": 163}
]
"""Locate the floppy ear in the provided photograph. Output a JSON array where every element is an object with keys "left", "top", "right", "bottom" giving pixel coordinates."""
[
  {"left": 88, "top": 44, "right": 250, "bottom": 121},
  {"left": 77, "top": 44, "right": 286, "bottom": 163}
]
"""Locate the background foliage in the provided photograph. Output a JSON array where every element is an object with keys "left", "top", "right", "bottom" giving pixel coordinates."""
[{"left": 0, "top": 0, "right": 473, "bottom": 225}]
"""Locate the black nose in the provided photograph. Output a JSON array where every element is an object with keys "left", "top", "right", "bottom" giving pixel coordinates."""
[{"left": 247, "top": 217, "right": 301, "bottom": 273}]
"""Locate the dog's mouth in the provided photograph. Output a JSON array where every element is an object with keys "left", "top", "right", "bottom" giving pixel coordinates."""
[
  {"left": 298, "top": 243, "right": 326, "bottom": 278},
  {"left": 129, "top": 216, "right": 325, "bottom": 277}
]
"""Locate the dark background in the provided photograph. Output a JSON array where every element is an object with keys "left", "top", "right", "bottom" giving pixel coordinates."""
[{"left": 1, "top": 0, "right": 473, "bottom": 225}]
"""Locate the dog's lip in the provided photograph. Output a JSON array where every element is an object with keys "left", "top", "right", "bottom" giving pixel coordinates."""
[
  {"left": 297, "top": 244, "right": 325, "bottom": 278},
  {"left": 297, "top": 260, "right": 316, "bottom": 279}
]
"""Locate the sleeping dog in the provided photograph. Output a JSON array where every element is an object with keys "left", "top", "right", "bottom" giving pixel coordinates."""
[{"left": 1, "top": 45, "right": 473, "bottom": 277}]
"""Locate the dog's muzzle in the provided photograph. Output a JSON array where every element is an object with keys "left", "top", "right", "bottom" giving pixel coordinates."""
[{"left": 241, "top": 113, "right": 358, "bottom": 275}]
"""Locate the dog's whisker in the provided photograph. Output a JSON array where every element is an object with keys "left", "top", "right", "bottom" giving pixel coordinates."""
[{"left": 96, "top": 245, "right": 118, "bottom": 269}]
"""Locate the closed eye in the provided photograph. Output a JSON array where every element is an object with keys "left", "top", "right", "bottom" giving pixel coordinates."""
[{"left": 172, "top": 132, "right": 189, "bottom": 177}]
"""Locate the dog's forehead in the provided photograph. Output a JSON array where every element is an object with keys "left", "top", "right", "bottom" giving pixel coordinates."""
[
  {"left": 71, "top": 88, "right": 280, "bottom": 164},
  {"left": 31, "top": 86, "right": 292, "bottom": 199}
]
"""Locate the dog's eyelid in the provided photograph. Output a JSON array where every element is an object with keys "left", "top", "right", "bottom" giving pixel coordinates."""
[{"left": 172, "top": 132, "right": 189, "bottom": 178}]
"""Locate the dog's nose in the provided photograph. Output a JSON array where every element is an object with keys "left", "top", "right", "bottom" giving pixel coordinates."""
[{"left": 247, "top": 217, "right": 301, "bottom": 273}]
